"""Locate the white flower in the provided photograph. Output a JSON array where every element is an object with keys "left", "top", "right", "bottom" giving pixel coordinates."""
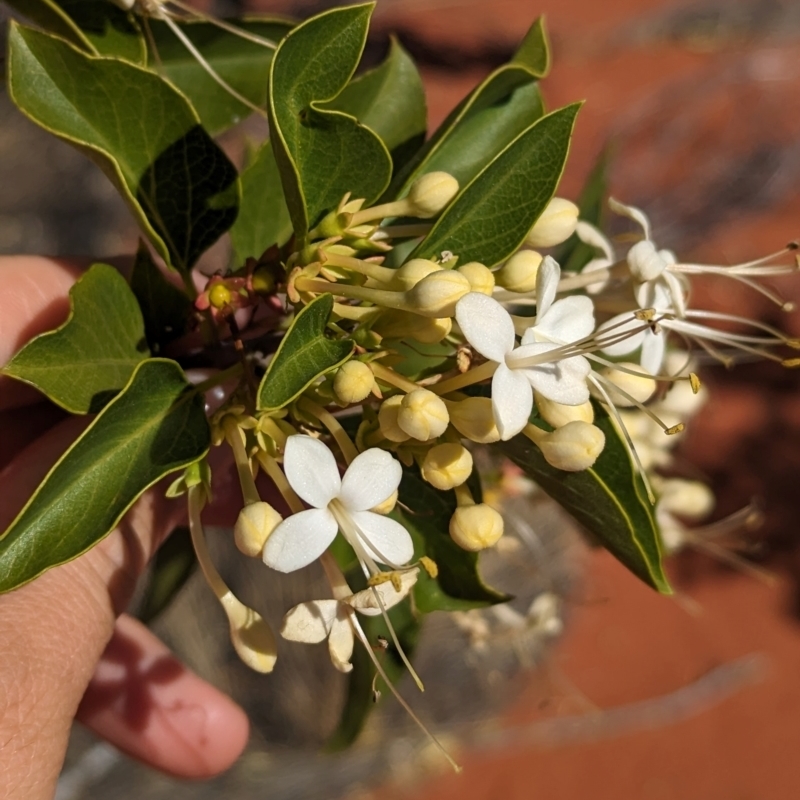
[
  {"left": 262, "top": 436, "right": 414, "bottom": 573},
  {"left": 455, "top": 257, "right": 595, "bottom": 440}
]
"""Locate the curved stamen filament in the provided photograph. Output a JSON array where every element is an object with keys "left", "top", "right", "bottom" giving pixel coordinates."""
[{"left": 297, "top": 398, "right": 359, "bottom": 464}]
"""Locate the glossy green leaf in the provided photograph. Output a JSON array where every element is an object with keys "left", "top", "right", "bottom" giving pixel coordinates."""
[
  {"left": 230, "top": 139, "right": 293, "bottom": 263},
  {"left": 146, "top": 17, "right": 294, "bottom": 136},
  {"left": 0, "top": 359, "right": 210, "bottom": 594},
  {"left": 2, "top": 263, "right": 148, "bottom": 414},
  {"left": 412, "top": 103, "right": 580, "bottom": 267},
  {"left": 387, "top": 16, "right": 549, "bottom": 197},
  {"left": 396, "top": 469, "right": 508, "bottom": 613},
  {"left": 56, "top": 0, "right": 146, "bottom": 63},
  {"left": 268, "top": 3, "right": 392, "bottom": 242},
  {"left": 257, "top": 294, "right": 353, "bottom": 411},
  {"left": 324, "top": 37, "right": 427, "bottom": 171},
  {"left": 7, "top": 22, "right": 239, "bottom": 273},
  {"left": 129, "top": 243, "right": 194, "bottom": 353},
  {"left": 138, "top": 526, "right": 197, "bottom": 624},
  {"left": 498, "top": 403, "right": 671, "bottom": 593}
]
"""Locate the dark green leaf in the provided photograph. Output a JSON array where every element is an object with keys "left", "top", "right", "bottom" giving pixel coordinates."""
[
  {"left": 2, "top": 263, "right": 148, "bottom": 414},
  {"left": 3, "top": 0, "right": 101, "bottom": 53},
  {"left": 0, "top": 359, "right": 210, "bottom": 594},
  {"left": 57, "top": 0, "right": 146, "bottom": 63},
  {"left": 257, "top": 294, "right": 353, "bottom": 411},
  {"left": 268, "top": 3, "right": 392, "bottom": 242},
  {"left": 138, "top": 526, "right": 197, "bottom": 623},
  {"left": 147, "top": 17, "right": 294, "bottom": 136},
  {"left": 387, "top": 16, "right": 549, "bottom": 197},
  {"left": 7, "top": 22, "right": 240, "bottom": 273},
  {"left": 130, "top": 243, "right": 194, "bottom": 352},
  {"left": 412, "top": 103, "right": 580, "bottom": 267},
  {"left": 498, "top": 403, "right": 671, "bottom": 593},
  {"left": 230, "top": 139, "right": 293, "bottom": 263},
  {"left": 324, "top": 37, "right": 427, "bottom": 172}
]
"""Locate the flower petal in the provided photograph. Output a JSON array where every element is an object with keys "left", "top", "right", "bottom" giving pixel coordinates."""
[
  {"left": 608, "top": 197, "right": 651, "bottom": 239},
  {"left": 455, "top": 292, "right": 515, "bottom": 362},
  {"left": 524, "top": 353, "right": 591, "bottom": 406},
  {"left": 640, "top": 329, "right": 666, "bottom": 374},
  {"left": 575, "top": 220, "right": 615, "bottom": 261},
  {"left": 339, "top": 447, "right": 402, "bottom": 512},
  {"left": 262, "top": 508, "right": 338, "bottom": 573},
  {"left": 349, "top": 511, "right": 414, "bottom": 567},
  {"left": 347, "top": 568, "right": 420, "bottom": 616},
  {"left": 328, "top": 612, "right": 355, "bottom": 673},
  {"left": 491, "top": 362, "right": 533, "bottom": 440},
  {"left": 280, "top": 599, "right": 339, "bottom": 643},
  {"left": 529, "top": 295, "right": 595, "bottom": 343},
  {"left": 283, "top": 435, "right": 342, "bottom": 509},
  {"left": 598, "top": 312, "right": 645, "bottom": 357},
  {"left": 534, "top": 255, "right": 560, "bottom": 320}
]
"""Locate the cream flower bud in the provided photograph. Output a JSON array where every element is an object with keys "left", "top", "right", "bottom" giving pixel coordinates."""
[
  {"left": 398, "top": 388, "right": 450, "bottom": 441},
  {"left": 449, "top": 504, "right": 504, "bottom": 551},
  {"left": 457, "top": 262, "right": 495, "bottom": 295},
  {"left": 234, "top": 501, "right": 283, "bottom": 557},
  {"left": 374, "top": 309, "right": 452, "bottom": 343},
  {"left": 391, "top": 258, "right": 442, "bottom": 291},
  {"left": 334, "top": 360, "right": 375, "bottom": 404},
  {"left": 378, "top": 395, "right": 411, "bottom": 442},
  {"left": 537, "top": 421, "right": 606, "bottom": 471},
  {"left": 405, "top": 270, "right": 471, "bottom": 318},
  {"left": 406, "top": 171, "right": 459, "bottom": 218},
  {"left": 535, "top": 395, "right": 594, "bottom": 428},
  {"left": 598, "top": 363, "right": 656, "bottom": 406},
  {"left": 221, "top": 593, "right": 278, "bottom": 673},
  {"left": 371, "top": 489, "right": 398, "bottom": 515},
  {"left": 447, "top": 397, "right": 500, "bottom": 443},
  {"left": 421, "top": 443, "right": 474, "bottom": 490},
  {"left": 658, "top": 478, "right": 715, "bottom": 520},
  {"left": 494, "top": 250, "right": 542, "bottom": 293},
  {"left": 524, "top": 198, "right": 579, "bottom": 248}
]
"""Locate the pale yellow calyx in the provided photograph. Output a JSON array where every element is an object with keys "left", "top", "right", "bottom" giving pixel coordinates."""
[
  {"left": 378, "top": 395, "right": 411, "bottom": 442},
  {"left": 457, "top": 262, "right": 495, "bottom": 295},
  {"left": 234, "top": 501, "right": 283, "bottom": 557},
  {"left": 398, "top": 388, "right": 450, "bottom": 441},
  {"left": 374, "top": 309, "right": 452, "bottom": 343},
  {"left": 406, "top": 171, "right": 459, "bottom": 218},
  {"left": 524, "top": 198, "right": 579, "bottom": 248},
  {"left": 446, "top": 397, "right": 500, "bottom": 443},
  {"left": 371, "top": 489, "right": 398, "bottom": 515},
  {"left": 405, "top": 270, "right": 471, "bottom": 318},
  {"left": 390, "top": 258, "right": 443, "bottom": 291},
  {"left": 494, "top": 250, "right": 543, "bottom": 293},
  {"left": 449, "top": 504, "right": 504, "bottom": 551},
  {"left": 222, "top": 592, "right": 279, "bottom": 673},
  {"left": 535, "top": 395, "right": 594, "bottom": 428},
  {"left": 421, "top": 443, "right": 474, "bottom": 490},
  {"left": 533, "top": 421, "right": 606, "bottom": 471},
  {"left": 334, "top": 360, "right": 375, "bottom": 404},
  {"left": 599, "top": 362, "right": 657, "bottom": 407}
]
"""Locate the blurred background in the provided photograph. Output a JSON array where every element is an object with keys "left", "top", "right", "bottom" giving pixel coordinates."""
[{"left": 3, "top": 0, "right": 800, "bottom": 798}]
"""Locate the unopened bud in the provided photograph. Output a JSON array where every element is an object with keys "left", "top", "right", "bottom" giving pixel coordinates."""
[
  {"left": 406, "top": 270, "right": 471, "bottom": 318},
  {"left": 449, "top": 504, "right": 504, "bottom": 551},
  {"left": 495, "top": 250, "right": 542, "bottom": 293},
  {"left": 391, "top": 258, "right": 442, "bottom": 291},
  {"left": 538, "top": 421, "right": 606, "bottom": 471},
  {"left": 447, "top": 397, "right": 500, "bottom": 443},
  {"left": 406, "top": 171, "right": 459, "bottom": 218},
  {"left": 371, "top": 489, "right": 398, "bottom": 515},
  {"left": 378, "top": 395, "right": 411, "bottom": 442},
  {"left": 457, "top": 262, "right": 494, "bottom": 295},
  {"left": 627, "top": 240, "right": 668, "bottom": 282},
  {"left": 374, "top": 309, "right": 452, "bottom": 343},
  {"left": 535, "top": 395, "right": 594, "bottom": 427},
  {"left": 234, "top": 501, "right": 283, "bottom": 557},
  {"left": 524, "top": 198, "right": 579, "bottom": 248},
  {"left": 334, "top": 360, "right": 375, "bottom": 404},
  {"left": 599, "top": 363, "right": 656, "bottom": 406},
  {"left": 421, "top": 443, "right": 474, "bottom": 490},
  {"left": 398, "top": 388, "right": 450, "bottom": 441},
  {"left": 658, "top": 478, "right": 715, "bottom": 521}
]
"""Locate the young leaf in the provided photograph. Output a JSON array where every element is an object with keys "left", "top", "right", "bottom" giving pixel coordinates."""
[
  {"left": 498, "top": 404, "right": 671, "bottom": 593},
  {"left": 137, "top": 526, "right": 197, "bottom": 624},
  {"left": 230, "top": 139, "right": 293, "bottom": 264},
  {"left": 268, "top": 3, "right": 392, "bottom": 242},
  {"left": 0, "top": 359, "right": 210, "bottom": 594},
  {"left": 387, "top": 16, "right": 549, "bottom": 197},
  {"left": 257, "top": 294, "right": 353, "bottom": 411},
  {"left": 396, "top": 469, "right": 508, "bottom": 613},
  {"left": 2, "top": 263, "right": 148, "bottom": 414},
  {"left": 7, "top": 22, "right": 239, "bottom": 273},
  {"left": 146, "top": 17, "right": 294, "bottom": 136},
  {"left": 129, "top": 243, "right": 194, "bottom": 353},
  {"left": 323, "top": 37, "right": 427, "bottom": 172},
  {"left": 412, "top": 103, "right": 581, "bottom": 267}
]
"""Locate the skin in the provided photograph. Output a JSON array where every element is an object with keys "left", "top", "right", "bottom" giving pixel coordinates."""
[{"left": 0, "top": 256, "right": 251, "bottom": 799}]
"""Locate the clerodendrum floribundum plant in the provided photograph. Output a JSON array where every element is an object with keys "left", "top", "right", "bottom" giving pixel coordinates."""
[{"left": 2, "top": 0, "right": 798, "bottom": 768}]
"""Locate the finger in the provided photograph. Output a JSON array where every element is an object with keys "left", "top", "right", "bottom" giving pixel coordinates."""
[{"left": 77, "top": 614, "right": 249, "bottom": 778}]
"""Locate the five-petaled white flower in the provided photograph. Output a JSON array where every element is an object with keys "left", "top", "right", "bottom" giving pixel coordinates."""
[
  {"left": 262, "top": 435, "right": 414, "bottom": 573},
  {"left": 455, "top": 256, "right": 595, "bottom": 440}
]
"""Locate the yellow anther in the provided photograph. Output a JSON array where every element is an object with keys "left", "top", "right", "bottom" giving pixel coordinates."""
[
  {"left": 420, "top": 556, "right": 439, "bottom": 579},
  {"left": 782, "top": 358, "right": 800, "bottom": 368},
  {"left": 689, "top": 372, "right": 702, "bottom": 394},
  {"left": 666, "top": 423, "right": 685, "bottom": 435}
]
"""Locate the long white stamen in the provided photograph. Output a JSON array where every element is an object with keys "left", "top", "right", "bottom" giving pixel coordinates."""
[{"left": 165, "top": 0, "right": 278, "bottom": 49}]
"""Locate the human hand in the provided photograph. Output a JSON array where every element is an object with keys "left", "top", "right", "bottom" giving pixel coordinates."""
[{"left": 0, "top": 256, "right": 250, "bottom": 800}]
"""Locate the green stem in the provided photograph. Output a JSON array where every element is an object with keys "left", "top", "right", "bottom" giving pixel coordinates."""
[
  {"left": 224, "top": 418, "right": 261, "bottom": 506},
  {"left": 370, "top": 362, "right": 419, "bottom": 394},
  {"left": 254, "top": 451, "right": 303, "bottom": 514},
  {"left": 192, "top": 363, "right": 244, "bottom": 395},
  {"left": 432, "top": 360, "right": 498, "bottom": 395},
  {"left": 295, "top": 277, "right": 409, "bottom": 310}
]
